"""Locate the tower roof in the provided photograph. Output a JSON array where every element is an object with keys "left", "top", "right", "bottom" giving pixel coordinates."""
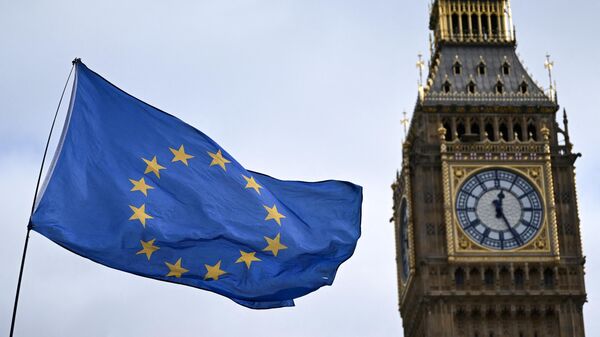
[{"left": 421, "top": 45, "right": 556, "bottom": 108}]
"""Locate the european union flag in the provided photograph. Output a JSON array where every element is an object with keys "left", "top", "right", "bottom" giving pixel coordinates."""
[{"left": 30, "top": 62, "right": 362, "bottom": 309}]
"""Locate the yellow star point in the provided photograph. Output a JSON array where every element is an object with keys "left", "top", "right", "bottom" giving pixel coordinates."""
[
  {"left": 136, "top": 239, "right": 159, "bottom": 260},
  {"left": 129, "top": 204, "right": 153, "bottom": 227},
  {"left": 165, "top": 258, "right": 189, "bottom": 278},
  {"left": 235, "top": 251, "right": 261, "bottom": 269},
  {"left": 129, "top": 177, "right": 154, "bottom": 196},
  {"left": 142, "top": 156, "right": 166, "bottom": 178},
  {"left": 204, "top": 260, "right": 227, "bottom": 281},
  {"left": 263, "top": 233, "right": 288, "bottom": 257},
  {"left": 207, "top": 149, "right": 231, "bottom": 171},
  {"left": 169, "top": 145, "right": 194, "bottom": 166},
  {"left": 242, "top": 175, "right": 263, "bottom": 194},
  {"left": 264, "top": 204, "right": 286, "bottom": 226}
]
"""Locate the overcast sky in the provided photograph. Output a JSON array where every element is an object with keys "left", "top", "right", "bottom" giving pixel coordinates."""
[{"left": 1, "top": 1, "right": 599, "bottom": 336}]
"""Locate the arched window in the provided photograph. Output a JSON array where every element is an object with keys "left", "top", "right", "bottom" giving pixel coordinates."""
[
  {"left": 443, "top": 80, "right": 452, "bottom": 93},
  {"left": 471, "top": 122, "right": 480, "bottom": 137},
  {"left": 485, "top": 123, "right": 494, "bottom": 140},
  {"left": 515, "top": 268, "right": 525, "bottom": 289},
  {"left": 484, "top": 269, "right": 495, "bottom": 286},
  {"left": 477, "top": 62, "right": 486, "bottom": 75},
  {"left": 452, "top": 14, "right": 460, "bottom": 36},
  {"left": 457, "top": 122, "right": 466, "bottom": 139},
  {"left": 502, "top": 61, "right": 511, "bottom": 75},
  {"left": 455, "top": 268, "right": 465, "bottom": 286},
  {"left": 462, "top": 14, "right": 470, "bottom": 36},
  {"left": 513, "top": 123, "right": 523, "bottom": 141},
  {"left": 496, "top": 81, "right": 504, "bottom": 94},
  {"left": 481, "top": 14, "right": 489, "bottom": 37},
  {"left": 491, "top": 14, "right": 499, "bottom": 35},
  {"left": 527, "top": 123, "right": 537, "bottom": 141},
  {"left": 467, "top": 81, "right": 476, "bottom": 94},
  {"left": 544, "top": 268, "right": 555, "bottom": 288},
  {"left": 453, "top": 61, "right": 462, "bottom": 75},
  {"left": 519, "top": 81, "right": 529, "bottom": 94},
  {"left": 470, "top": 268, "right": 481, "bottom": 287},
  {"left": 499, "top": 123, "right": 508, "bottom": 141},
  {"left": 471, "top": 14, "right": 480, "bottom": 35}
]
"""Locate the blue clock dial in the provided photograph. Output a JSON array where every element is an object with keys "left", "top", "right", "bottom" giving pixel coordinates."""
[
  {"left": 399, "top": 198, "right": 410, "bottom": 280},
  {"left": 455, "top": 169, "right": 544, "bottom": 250}
]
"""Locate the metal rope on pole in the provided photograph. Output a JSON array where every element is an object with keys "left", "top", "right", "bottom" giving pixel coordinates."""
[{"left": 9, "top": 59, "right": 78, "bottom": 337}]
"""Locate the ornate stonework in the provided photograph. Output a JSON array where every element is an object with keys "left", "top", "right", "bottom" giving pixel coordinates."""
[{"left": 392, "top": 1, "right": 587, "bottom": 336}]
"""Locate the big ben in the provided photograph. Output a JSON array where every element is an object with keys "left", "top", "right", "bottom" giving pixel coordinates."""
[{"left": 392, "top": 1, "right": 587, "bottom": 336}]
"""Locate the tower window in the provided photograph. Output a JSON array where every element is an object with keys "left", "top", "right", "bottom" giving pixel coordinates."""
[
  {"left": 453, "top": 61, "right": 462, "bottom": 75},
  {"left": 481, "top": 14, "right": 489, "bottom": 37},
  {"left": 471, "top": 14, "right": 480, "bottom": 35},
  {"left": 452, "top": 14, "right": 460, "bottom": 35},
  {"left": 477, "top": 62, "right": 486, "bottom": 75},
  {"left": 544, "top": 268, "right": 555, "bottom": 288},
  {"left": 496, "top": 81, "right": 504, "bottom": 94},
  {"left": 491, "top": 14, "right": 499, "bottom": 35},
  {"left": 471, "top": 122, "right": 480, "bottom": 137},
  {"left": 519, "top": 81, "right": 529, "bottom": 94},
  {"left": 484, "top": 269, "right": 495, "bottom": 286},
  {"left": 457, "top": 122, "right": 466, "bottom": 139},
  {"left": 461, "top": 14, "right": 469, "bottom": 36},
  {"left": 515, "top": 268, "right": 525, "bottom": 288},
  {"left": 442, "top": 80, "right": 452, "bottom": 93},
  {"left": 499, "top": 123, "right": 508, "bottom": 141},
  {"left": 527, "top": 123, "right": 537, "bottom": 141},
  {"left": 455, "top": 268, "right": 465, "bottom": 286},
  {"left": 514, "top": 123, "right": 523, "bottom": 141},
  {"left": 485, "top": 123, "right": 494, "bottom": 140},
  {"left": 502, "top": 61, "right": 511, "bottom": 75},
  {"left": 467, "top": 81, "right": 476, "bottom": 94}
]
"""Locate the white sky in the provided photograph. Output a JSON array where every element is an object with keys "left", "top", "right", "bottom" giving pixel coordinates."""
[{"left": 1, "top": 1, "right": 599, "bottom": 336}]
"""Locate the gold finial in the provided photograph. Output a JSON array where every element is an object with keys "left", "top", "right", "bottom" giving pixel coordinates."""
[
  {"left": 541, "top": 124, "right": 550, "bottom": 141},
  {"left": 416, "top": 53, "right": 425, "bottom": 87},
  {"left": 438, "top": 124, "right": 447, "bottom": 141},
  {"left": 544, "top": 54, "right": 555, "bottom": 97},
  {"left": 401, "top": 111, "right": 410, "bottom": 142}
]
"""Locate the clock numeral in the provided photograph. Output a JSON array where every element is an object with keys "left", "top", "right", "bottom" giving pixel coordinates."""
[{"left": 522, "top": 207, "right": 541, "bottom": 212}]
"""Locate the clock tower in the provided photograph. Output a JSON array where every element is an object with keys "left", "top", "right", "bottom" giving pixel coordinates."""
[{"left": 392, "top": 1, "right": 587, "bottom": 336}]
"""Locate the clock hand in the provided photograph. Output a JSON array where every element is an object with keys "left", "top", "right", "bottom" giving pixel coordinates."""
[{"left": 501, "top": 212, "right": 523, "bottom": 245}]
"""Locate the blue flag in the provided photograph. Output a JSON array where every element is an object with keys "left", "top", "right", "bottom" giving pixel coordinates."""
[{"left": 30, "top": 62, "right": 362, "bottom": 309}]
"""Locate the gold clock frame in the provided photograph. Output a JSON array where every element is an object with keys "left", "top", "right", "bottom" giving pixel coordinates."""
[{"left": 440, "top": 131, "right": 560, "bottom": 263}]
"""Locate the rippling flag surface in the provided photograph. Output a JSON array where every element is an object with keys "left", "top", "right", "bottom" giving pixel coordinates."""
[{"left": 30, "top": 62, "right": 362, "bottom": 309}]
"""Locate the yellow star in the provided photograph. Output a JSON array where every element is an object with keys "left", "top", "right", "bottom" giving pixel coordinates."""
[
  {"left": 242, "top": 175, "right": 263, "bottom": 194},
  {"left": 207, "top": 149, "right": 231, "bottom": 171},
  {"left": 165, "top": 258, "right": 189, "bottom": 278},
  {"left": 142, "top": 156, "right": 166, "bottom": 178},
  {"left": 263, "top": 233, "right": 288, "bottom": 257},
  {"left": 129, "top": 204, "right": 153, "bottom": 227},
  {"left": 204, "top": 260, "right": 227, "bottom": 281},
  {"left": 136, "top": 239, "right": 160, "bottom": 260},
  {"left": 235, "top": 251, "right": 261, "bottom": 269},
  {"left": 264, "top": 204, "right": 286, "bottom": 225},
  {"left": 129, "top": 177, "right": 154, "bottom": 196},
  {"left": 169, "top": 145, "right": 194, "bottom": 166}
]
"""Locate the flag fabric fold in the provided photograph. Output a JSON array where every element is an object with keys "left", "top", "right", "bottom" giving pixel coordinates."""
[{"left": 30, "top": 62, "right": 362, "bottom": 309}]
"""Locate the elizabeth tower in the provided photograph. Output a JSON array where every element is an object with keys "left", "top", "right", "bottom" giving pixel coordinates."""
[{"left": 392, "top": 1, "right": 587, "bottom": 336}]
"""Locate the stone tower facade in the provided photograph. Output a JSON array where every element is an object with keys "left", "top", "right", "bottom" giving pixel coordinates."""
[{"left": 392, "top": 1, "right": 587, "bottom": 336}]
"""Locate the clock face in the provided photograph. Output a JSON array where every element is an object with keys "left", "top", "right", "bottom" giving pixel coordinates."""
[
  {"left": 399, "top": 197, "right": 410, "bottom": 280},
  {"left": 455, "top": 169, "right": 544, "bottom": 250}
]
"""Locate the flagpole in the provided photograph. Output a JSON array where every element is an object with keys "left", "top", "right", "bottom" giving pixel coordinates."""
[{"left": 9, "top": 59, "right": 78, "bottom": 337}]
